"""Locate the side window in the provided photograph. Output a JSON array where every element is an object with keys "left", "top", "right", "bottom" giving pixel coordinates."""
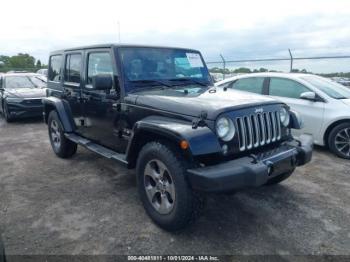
[
  {"left": 269, "top": 78, "right": 309, "bottom": 99},
  {"left": 48, "top": 55, "right": 62, "bottom": 82},
  {"left": 64, "top": 54, "right": 82, "bottom": 84},
  {"left": 231, "top": 77, "right": 264, "bottom": 94},
  {"left": 87, "top": 52, "right": 113, "bottom": 85}
]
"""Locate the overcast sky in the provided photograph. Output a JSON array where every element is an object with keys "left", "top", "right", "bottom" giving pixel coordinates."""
[{"left": 1, "top": 0, "right": 350, "bottom": 73}]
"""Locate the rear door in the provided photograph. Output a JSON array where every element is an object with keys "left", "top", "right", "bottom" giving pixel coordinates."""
[
  {"left": 62, "top": 52, "right": 84, "bottom": 134},
  {"left": 267, "top": 77, "right": 325, "bottom": 138}
]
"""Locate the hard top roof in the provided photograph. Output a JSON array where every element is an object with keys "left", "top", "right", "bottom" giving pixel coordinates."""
[{"left": 50, "top": 43, "right": 200, "bottom": 55}]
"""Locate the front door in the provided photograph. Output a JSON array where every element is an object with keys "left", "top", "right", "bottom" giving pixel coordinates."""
[
  {"left": 63, "top": 52, "right": 84, "bottom": 134},
  {"left": 80, "top": 49, "right": 125, "bottom": 152},
  {"left": 268, "top": 77, "right": 325, "bottom": 138}
]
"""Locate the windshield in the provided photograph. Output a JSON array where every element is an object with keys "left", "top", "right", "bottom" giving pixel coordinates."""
[
  {"left": 29, "top": 75, "right": 47, "bottom": 88},
  {"left": 5, "top": 76, "right": 39, "bottom": 89},
  {"left": 118, "top": 47, "right": 212, "bottom": 93},
  {"left": 301, "top": 75, "right": 350, "bottom": 99}
]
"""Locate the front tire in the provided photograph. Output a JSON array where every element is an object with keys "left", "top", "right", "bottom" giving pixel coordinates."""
[
  {"left": 48, "top": 111, "right": 77, "bottom": 158},
  {"left": 136, "top": 141, "right": 203, "bottom": 231},
  {"left": 3, "top": 102, "right": 13, "bottom": 122},
  {"left": 328, "top": 122, "right": 350, "bottom": 159}
]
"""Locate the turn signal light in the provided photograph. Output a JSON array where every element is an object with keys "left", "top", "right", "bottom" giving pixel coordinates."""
[{"left": 180, "top": 140, "right": 189, "bottom": 150}]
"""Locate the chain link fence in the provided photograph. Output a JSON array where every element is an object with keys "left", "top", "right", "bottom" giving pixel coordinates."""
[{"left": 206, "top": 50, "right": 350, "bottom": 83}]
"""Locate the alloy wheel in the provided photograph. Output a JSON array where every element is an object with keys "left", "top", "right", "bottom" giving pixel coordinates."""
[
  {"left": 335, "top": 127, "right": 350, "bottom": 157},
  {"left": 144, "top": 159, "right": 176, "bottom": 215},
  {"left": 50, "top": 119, "right": 61, "bottom": 150}
]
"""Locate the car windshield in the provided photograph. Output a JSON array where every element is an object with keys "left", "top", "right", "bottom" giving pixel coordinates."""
[
  {"left": 301, "top": 75, "right": 350, "bottom": 99},
  {"left": 5, "top": 76, "right": 39, "bottom": 89},
  {"left": 29, "top": 75, "right": 47, "bottom": 88},
  {"left": 118, "top": 47, "right": 212, "bottom": 93}
]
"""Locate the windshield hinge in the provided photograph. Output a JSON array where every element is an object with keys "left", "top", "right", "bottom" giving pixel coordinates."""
[{"left": 192, "top": 111, "right": 208, "bottom": 129}]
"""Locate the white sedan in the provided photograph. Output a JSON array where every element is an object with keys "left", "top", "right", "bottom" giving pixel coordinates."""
[{"left": 216, "top": 72, "right": 350, "bottom": 159}]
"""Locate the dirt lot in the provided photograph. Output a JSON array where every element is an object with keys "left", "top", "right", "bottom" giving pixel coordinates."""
[{"left": 0, "top": 116, "right": 349, "bottom": 256}]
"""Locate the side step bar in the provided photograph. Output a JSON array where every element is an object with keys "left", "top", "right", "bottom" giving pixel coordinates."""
[{"left": 65, "top": 133, "right": 128, "bottom": 165}]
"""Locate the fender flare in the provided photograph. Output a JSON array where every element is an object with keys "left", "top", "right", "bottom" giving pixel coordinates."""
[
  {"left": 125, "top": 116, "right": 222, "bottom": 163},
  {"left": 42, "top": 97, "right": 76, "bottom": 132}
]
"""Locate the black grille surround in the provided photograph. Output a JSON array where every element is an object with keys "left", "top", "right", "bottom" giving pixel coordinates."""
[{"left": 218, "top": 104, "right": 289, "bottom": 155}]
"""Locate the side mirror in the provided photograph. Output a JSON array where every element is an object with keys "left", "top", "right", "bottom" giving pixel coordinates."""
[
  {"left": 92, "top": 74, "right": 113, "bottom": 91},
  {"left": 300, "top": 91, "right": 316, "bottom": 101}
]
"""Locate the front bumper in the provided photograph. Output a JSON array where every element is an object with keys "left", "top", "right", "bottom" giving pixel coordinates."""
[
  {"left": 7, "top": 101, "right": 43, "bottom": 118},
  {"left": 187, "top": 135, "right": 313, "bottom": 193}
]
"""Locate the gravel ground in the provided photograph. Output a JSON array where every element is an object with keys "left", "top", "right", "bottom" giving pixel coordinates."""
[{"left": 0, "top": 116, "right": 349, "bottom": 256}]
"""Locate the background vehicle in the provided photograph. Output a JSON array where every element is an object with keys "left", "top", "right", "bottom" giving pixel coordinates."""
[
  {"left": 216, "top": 73, "right": 350, "bottom": 159},
  {"left": 43, "top": 44, "right": 312, "bottom": 230},
  {"left": 0, "top": 73, "right": 47, "bottom": 122},
  {"left": 36, "top": 68, "right": 48, "bottom": 77}
]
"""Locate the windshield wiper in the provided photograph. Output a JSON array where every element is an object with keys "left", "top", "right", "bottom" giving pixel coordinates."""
[
  {"left": 130, "top": 79, "right": 171, "bottom": 87},
  {"left": 167, "top": 78, "right": 208, "bottom": 87}
]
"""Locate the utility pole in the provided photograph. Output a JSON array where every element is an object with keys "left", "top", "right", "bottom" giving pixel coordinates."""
[
  {"left": 220, "top": 54, "right": 226, "bottom": 80},
  {"left": 288, "top": 49, "right": 293, "bottom": 72}
]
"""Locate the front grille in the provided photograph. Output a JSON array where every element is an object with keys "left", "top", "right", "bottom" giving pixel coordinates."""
[
  {"left": 22, "top": 99, "right": 43, "bottom": 106},
  {"left": 236, "top": 111, "right": 281, "bottom": 151}
]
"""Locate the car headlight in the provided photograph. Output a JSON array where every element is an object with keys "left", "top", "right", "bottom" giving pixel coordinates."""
[
  {"left": 216, "top": 116, "right": 235, "bottom": 141},
  {"left": 6, "top": 97, "right": 23, "bottom": 103},
  {"left": 279, "top": 107, "right": 290, "bottom": 127}
]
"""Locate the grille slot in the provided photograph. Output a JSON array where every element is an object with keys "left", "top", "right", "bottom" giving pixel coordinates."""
[
  {"left": 236, "top": 111, "right": 281, "bottom": 151},
  {"left": 22, "top": 99, "right": 43, "bottom": 106}
]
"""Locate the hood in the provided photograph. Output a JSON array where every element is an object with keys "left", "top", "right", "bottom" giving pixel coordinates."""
[
  {"left": 6, "top": 88, "right": 46, "bottom": 99},
  {"left": 134, "top": 87, "right": 280, "bottom": 120}
]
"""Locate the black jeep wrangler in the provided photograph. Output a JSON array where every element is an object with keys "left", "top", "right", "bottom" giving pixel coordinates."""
[{"left": 44, "top": 44, "right": 312, "bottom": 231}]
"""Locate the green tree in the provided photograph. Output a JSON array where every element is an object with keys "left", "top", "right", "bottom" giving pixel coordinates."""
[
  {"left": 36, "top": 59, "right": 42, "bottom": 68},
  {"left": 8, "top": 53, "right": 35, "bottom": 69},
  {"left": 0, "top": 55, "right": 10, "bottom": 66},
  {"left": 233, "top": 67, "right": 251, "bottom": 73},
  {"left": 259, "top": 67, "right": 268, "bottom": 72}
]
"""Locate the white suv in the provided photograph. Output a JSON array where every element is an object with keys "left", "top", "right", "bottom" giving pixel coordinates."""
[{"left": 216, "top": 73, "right": 350, "bottom": 159}]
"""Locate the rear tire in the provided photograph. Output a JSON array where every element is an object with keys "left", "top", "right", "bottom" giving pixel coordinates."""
[
  {"left": 136, "top": 141, "right": 204, "bottom": 231},
  {"left": 264, "top": 169, "right": 294, "bottom": 185},
  {"left": 328, "top": 122, "right": 350, "bottom": 159},
  {"left": 48, "top": 110, "right": 77, "bottom": 158}
]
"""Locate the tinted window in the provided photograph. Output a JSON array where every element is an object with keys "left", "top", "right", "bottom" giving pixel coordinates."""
[
  {"left": 48, "top": 55, "right": 62, "bottom": 82},
  {"left": 269, "top": 78, "right": 309, "bottom": 99},
  {"left": 231, "top": 77, "right": 264, "bottom": 94},
  {"left": 64, "top": 54, "right": 82, "bottom": 83},
  {"left": 5, "top": 76, "right": 36, "bottom": 89},
  {"left": 87, "top": 52, "right": 113, "bottom": 85}
]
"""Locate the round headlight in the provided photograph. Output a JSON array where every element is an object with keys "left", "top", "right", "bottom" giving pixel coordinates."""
[
  {"left": 279, "top": 107, "right": 290, "bottom": 127},
  {"left": 216, "top": 117, "right": 235, "bottom": 141}
]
